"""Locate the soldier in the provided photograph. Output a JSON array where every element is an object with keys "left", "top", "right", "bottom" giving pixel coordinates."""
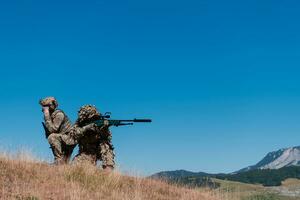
[
  {"left": 39, "top": 97, "right": 75, "bottom": 164},
  {"left": 70, "top": 105, "right": 115, "bottom": 171}
]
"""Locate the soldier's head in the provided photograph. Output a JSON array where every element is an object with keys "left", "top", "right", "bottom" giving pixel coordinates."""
[
  {"left": 39, "top": 97, "right": 58, "bottom": 112},
  {"left": 77, "top": 104, "right": 101, "bottom": 125}
]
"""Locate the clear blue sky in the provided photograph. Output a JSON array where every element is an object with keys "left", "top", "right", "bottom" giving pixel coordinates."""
[{"left": 1, "top": 0, "right": 300, "bottom": 175}]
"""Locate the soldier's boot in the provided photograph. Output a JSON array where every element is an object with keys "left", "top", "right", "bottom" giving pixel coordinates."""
[
  {"left": 103, "top": 165, "right": 114, "bottom": 172},
  {"left": 50, "top": 146, "right": 66, "bottom": 165},
  {"left": 62, "top": 145, "right": 75, "bottom": 164}
]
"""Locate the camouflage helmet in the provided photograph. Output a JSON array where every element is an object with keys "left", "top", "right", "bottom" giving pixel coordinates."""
[
  {"left": 39, "top": 97, "right": 58, "bottom": 108},
  {"left": 77, "top": 104, "right": 101, "bottom": 124}
]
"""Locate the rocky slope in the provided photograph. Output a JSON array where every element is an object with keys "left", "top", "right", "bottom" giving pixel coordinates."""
[{"left": 239, "top": 146, "right": 300, "bottom": 172}]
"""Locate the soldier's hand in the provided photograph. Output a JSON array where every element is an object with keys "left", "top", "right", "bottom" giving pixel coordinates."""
[
  {"left": 42, "top": 106, "right": 49, "bottom": 113},
  {"left": 83, "top": 123, "right": 97, "bottom": 132},
  {"left": 99, "top": 120, "right": 110, "bottom": 132},
  {"left": 103, "top": 119, "right": 109, "bottom": 127}
]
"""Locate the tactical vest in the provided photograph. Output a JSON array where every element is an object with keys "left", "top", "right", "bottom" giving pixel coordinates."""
[{"left": 52, "top": 109, "right": 72, "bottom": 134}]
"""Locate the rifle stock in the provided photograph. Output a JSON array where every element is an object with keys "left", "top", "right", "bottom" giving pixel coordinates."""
[{"left": 42, "top": 122, "right": 51, "bottom": 138}]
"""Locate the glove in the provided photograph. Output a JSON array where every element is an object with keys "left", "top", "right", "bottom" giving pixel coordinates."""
[
  {"left": 82, "top": 123, "right": 97, "bottom": 132},
  {"left": 103, "top": 119, "right": 109, "bottom": 127}
]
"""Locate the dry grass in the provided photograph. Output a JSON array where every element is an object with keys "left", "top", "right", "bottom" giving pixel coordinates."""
[
  {"left": 0, "top": 153, "right": 219, "bottom": 200},
  {"left": 281, "top": 178, "right": 300, "bottom": 187}
]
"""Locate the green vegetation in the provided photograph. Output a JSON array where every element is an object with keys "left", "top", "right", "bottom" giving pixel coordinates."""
[
  {"left": 155, "top": 166, "right": 300, "bottom": 187},
  {"left": 171, "top": 176, "right": 220, "bottom": 189},
  {"left": 153, "top": 168, "right": 300, "bottom": 199},
  {"left": 216, "top": 166, "right": 300, "bottom": 186}
]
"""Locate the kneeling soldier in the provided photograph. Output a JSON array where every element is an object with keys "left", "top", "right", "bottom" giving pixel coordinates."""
[
  {"left": 71, "top": 105, "right": 115, "bottom": 171},
  {"left": 39, "top": 97, "right": 75, "bottom": 164}
]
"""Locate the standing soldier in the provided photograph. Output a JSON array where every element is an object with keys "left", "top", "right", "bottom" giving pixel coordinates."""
[
  {"left": 39, "top": 97, "right": 75, "bottom": 164},
  {"left": 71, "top": 105, "right": 115, "bottom": 171}
]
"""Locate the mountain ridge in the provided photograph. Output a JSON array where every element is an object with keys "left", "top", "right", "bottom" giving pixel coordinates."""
[
  {"left": 150, "top": 146, "right": 300, "bottom": 187},
  {"left": 238, "top": 146, "right": 300, "bottom": 172},
  {"left": 151, "top": 146, "right": 300, "bottom": 179}
]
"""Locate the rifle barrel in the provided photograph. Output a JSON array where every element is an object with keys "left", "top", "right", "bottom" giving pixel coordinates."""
[
  {"left": 120, "top": 119, "right": 152, "bottom": 123},
  {"left": 134, "top": 119, "right": 152, "bottom": 122}
]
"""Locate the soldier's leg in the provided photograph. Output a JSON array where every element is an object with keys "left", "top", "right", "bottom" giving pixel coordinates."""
[
  {"left": 99, "top": 142, "right": 115, "bottom": 171},
  {"left": 61, "top": 134, "right": 76, "bottom": 163},
  {"left": 63, "top": 145, "right": 75, "bottom": 163},
  {"left": 47, "top": 133, "right": 64, "bottom": 164}
]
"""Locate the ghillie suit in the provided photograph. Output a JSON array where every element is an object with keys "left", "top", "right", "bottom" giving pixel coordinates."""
[{"left": 71, "top": 105, "right": 115, "bottom": 170}]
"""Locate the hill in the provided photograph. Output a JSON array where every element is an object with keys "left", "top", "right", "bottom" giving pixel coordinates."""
[
  {"left": 151, "top": 165, "right": 300, "bottom": 187},
  {"left": 0, "top": 154, "right": 217, "bottom": 200},
  {"left": 152, "top": 166, "right": 300, "bottom": 187},
  {"left": 150, "top": 170, "right": 219, "bottom": 189},
  {"left": 151, "top": 169, "right": 212, "bottom": 179},
  {"left": 216, "top": 166, "right": 300, "bottom": 186}
]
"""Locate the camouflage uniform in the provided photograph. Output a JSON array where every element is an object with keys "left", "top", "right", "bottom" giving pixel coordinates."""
[
  {"left": 71, "top": 105, "right": 115, "bottom": 170},
  {"left": 40, "top": 97, "right": 75, "bottom": 164}
]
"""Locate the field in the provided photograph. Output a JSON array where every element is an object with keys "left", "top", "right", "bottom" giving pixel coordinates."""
[
  {"left": 0, "top": 153, "right": 218, "bottom": 200},
  {"left": 209, "top": 178, "right": 300, "bottom": 200},
  {"left": 2, "top": 152, "right": 300, "bottom": 200}
]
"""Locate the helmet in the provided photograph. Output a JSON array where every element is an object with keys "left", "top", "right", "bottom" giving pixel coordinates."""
[
  {"left": 78, "top": 104, "right": 101, "bottom": 124},
  {"left": 39, "top": 97, "right": 58, "bottom": 108}
]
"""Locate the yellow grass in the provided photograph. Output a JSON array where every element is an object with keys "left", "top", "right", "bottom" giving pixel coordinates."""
[
  {"left": 208, "top": 178, "right": 266, "bottom": 200},
  {"left": 281, "top": 178, "right": 300, "bottom": 187},
  {"left": 0, "top": 153, "right": 219, "bottom": 200},
  {"left": 209, "top": 178, "right": 300, "bottom": 200}
]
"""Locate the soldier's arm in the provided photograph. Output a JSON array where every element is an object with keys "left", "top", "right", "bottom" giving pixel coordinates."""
[
  {"left": 99, "top": 126, "right": 112, "bottom": 138},
  {"left": 70, "top": 123, "right": 96, "bottom": 139},
  {"left": 44, "top": 111, "right": 64, "bottom": 133}
]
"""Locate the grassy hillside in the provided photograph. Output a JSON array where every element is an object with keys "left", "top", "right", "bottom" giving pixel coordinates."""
[{"left": 0, "top": 154, "right": 217, "bottom": 200}]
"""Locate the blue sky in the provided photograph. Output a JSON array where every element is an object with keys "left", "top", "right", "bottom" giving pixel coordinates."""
[{"left": 1, "top": 0, "right": 300, "bottom": 175}]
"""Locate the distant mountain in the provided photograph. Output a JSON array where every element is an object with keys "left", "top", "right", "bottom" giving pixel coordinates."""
[
  {"left": 238, "top": 146, "right": 300, "bottom": 172},
  {"left": 150, "top": 146, "right": 300, "bottom": 187},
  {"left": 151, "top": 146, "right": 300, "bottom": 179}
]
